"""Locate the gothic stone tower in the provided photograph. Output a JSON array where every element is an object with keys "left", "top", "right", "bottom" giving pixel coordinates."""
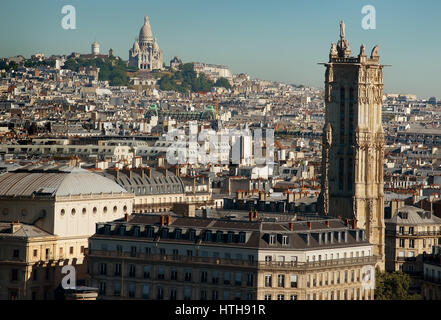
[{"left": 318, "top": 22, "right": 385, "bottom": 268}]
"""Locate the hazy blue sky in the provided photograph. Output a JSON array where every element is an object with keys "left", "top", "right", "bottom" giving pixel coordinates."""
[{"left": 1, "top": 0, "right": 440, "bottom": 98}]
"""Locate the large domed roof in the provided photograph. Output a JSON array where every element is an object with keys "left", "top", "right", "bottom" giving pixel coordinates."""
[
  {"left": 139, "top": 16, "right": 153, "bottom": 43},
  {"left": 0, "top": 166, "right": 128, "bottom": 197}
]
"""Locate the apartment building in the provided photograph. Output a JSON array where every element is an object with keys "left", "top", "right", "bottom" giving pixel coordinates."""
[
  {"left": 86, "top": 213, "right": 376, "bottom": 300},
  {"left": 385, "top": 206, "right": 441, "bottom": 274}
]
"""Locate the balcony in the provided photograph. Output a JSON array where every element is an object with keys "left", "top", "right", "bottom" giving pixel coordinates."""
[
  {"left": 86, "top": 250, "right": 378, "bottom": 271},
  {"left": 387, "top": 230, "right": 441, "bottom": 237}
]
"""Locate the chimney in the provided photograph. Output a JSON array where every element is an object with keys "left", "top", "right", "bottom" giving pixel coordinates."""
[
  {"left": 325, "top": 220, "right": 330, "bottom": 228},
  {"left": 324, "top": 232, "right": 328, "bottom": 244},
  {"left": 249, "top": 211, "right": 253, "bottom": 222},
  {"left": 11, "top": 222, "right": 20, "bottom": 234},
  {"left": 129, "top": 169, "right": 133, "bottom": 180},
  {"left": 352, "top": 219, "right": 357, "bottom": 229},
  {"left": 193, "top": 177, "right": 196, "bottom": 194},
  {"left": 259, "top": 191, "right": 266, "bottom": 201},
  {"left": 289, "top": 222, "right": 294, "bottom": 231},
  {"left": 164, "top": 169, "right": 168, "bottom": 178},
  {"left": 148, "top": 167, "right": 152, "bottom": 179},
  {"left": 166, "top": 214, "right": 171, "bottom": 225},
  {"left": 330, "top": 231, "right": 334, "bottom": 243},
  {"left": 338, "top": 231, "right": 342, "bottom": 243},
  {"left": 355, "top": 230, "right": 360, "bottom": 242},
  {"left": 124, "top": 213, "right": 129, "bottom": 222},
  {"left": 307, "top": 221, "right": 312, "bottom": 230},
  {"left": 344, "top": 219, "right": 349, "bottom": 226},
  {"left": 160, "top": 215, "right": 165, "bottom": 226},
  {"left": 361, "top": 230, "right": 366, "bottom": 241},
  {"left": 318, "top": 233, "right": 322, "bottom": 245},
  {"left": 140, "top": 169, "right": 145, "bottom": 179},
  {"left": 306, "top": 233, "right": 310, "bottom": 246},
  {"left": 344, "top": 230, "right": 348, "bottom": 243}
]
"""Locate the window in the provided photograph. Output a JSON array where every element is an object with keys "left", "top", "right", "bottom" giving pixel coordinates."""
[
  {"left": 269, "top": 234, "right": 276, "bottom": 245},
  {"left": 184, "top": 287, "right": 192, "bottom": 300},
  {"left": 235, "top": 272, "right": 242, "bottom": 286},
  {"left": 264, "top": 294, "right": 272, "bottom": 300},
  {"left": 99, "top": 263, "right": 107, "bottom": 275},
  {"left": 224, "top": 271, "right": 230, "bottom": 285},
  {"left": 201, "top": 271, "right": 208, "bottom": 283},
  {"left": 69, "top": 247, "right": 74, "bottom": 255},
  {"left": 170, "top": 289, "right": 177, "bottom": 300},
  {"left": 278, "top": 274, "right": 285, "bottom": 288},
  {"left": 128, "top": 283, "right": 135, "bottom": 298},
  {"left": 290, "top": 275, "right": 298, "bottom": 288},
  {"left": 156, "top": 287, "right": 163, "bottom": 300},
  {"left": 282, "top": 235, "right": 289, "bottom": 245},
  {"left": 200, "top": 290, "right": 208, "bottom": 300},
  {"left": 33, "top": 249, "right": 38, "bottom": 257},
  {"left": 115, "top": 263, "right": 121, "bottom": 276},
  {"left": 142, "top": 285, "right": 150, "bottom": 299},
  {"left": 399, "top": 239, "right": 405, "bottom": 248},
  {"left": 13, "top": 249, "right": 19, "bottom": 258},
  {"left": 212, "top": 271, "right": 219, "bottom": 284},
  {"left": 99, "top": 281, "right": 106, "bottom": 295},
  {"left": 80, "top": 246, "right": 84, "bottom": 254},
  {"left": 129, "top": 264, "right": 136, "bottom": 277},
  {"left": 170, "top": 269, "right": 177, "bottom": 281},
  {"left": 11, "top": 269, "right": 18, "bottom": 281},
  {"left": 212, "top": 290, "right": 219, "bottom": 300},
  {"left": 290, "top": 294, "right": 298, "bottom": 300},
  {"left": 399, "top": 226, "right": 404, "bottom": 235},
  {"left": 185, "top": 269, "right": 192, "bottom": 282},
  {"left": 113, "top": 282, "right": 121, "bottom": 296},
  {"left": 157, "top": 266, "right": 165, "bottom": 280},
  {"left": 409, "top": 239, "right": 415, "bottom": 248},
  {"left": 265, "top": 275, "right": 272, "bottom": 287},
  {"left": 246, "top": 273, "right": 254, "bottom": 286},
  {"left": 277, "top": 294, "right": 285, "bottom": 300},
  {"left": 409, "top": 227, "right": 414, "bottom": 235}
]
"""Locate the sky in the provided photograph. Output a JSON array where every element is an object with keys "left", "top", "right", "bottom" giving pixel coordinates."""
[{"left": 0, "top": 0, "right": 440, "bottom": 98}]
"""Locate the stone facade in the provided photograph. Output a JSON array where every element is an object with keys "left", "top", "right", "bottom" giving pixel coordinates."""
[
  {"left": 128, "top": 16, "right": 163, "bottom": 71},
  {"left": 318, "top": 22, "right": 386, "bottom": 269}
]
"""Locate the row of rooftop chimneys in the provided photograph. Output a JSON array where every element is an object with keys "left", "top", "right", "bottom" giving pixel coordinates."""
[{"left": 237, "top": 190, "right": 316, "bottom": 202}]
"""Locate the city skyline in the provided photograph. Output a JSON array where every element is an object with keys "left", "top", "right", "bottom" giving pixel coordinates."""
[{"left": 1, "top": 0, "right": 440, "bottom": 98}]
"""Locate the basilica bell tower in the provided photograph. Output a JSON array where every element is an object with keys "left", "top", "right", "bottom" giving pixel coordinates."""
[{"left": 318, "top": 22, "right": 385, "bottom": 269}]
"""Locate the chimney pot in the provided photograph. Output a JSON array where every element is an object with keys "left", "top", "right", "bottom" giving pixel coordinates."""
[
  {"left": 307, "top": 221, "right": 312, "bottom": 230},
  {"left": 289, "top": 222, "right": 294, "bottom": 231},
  {"left": 124, "top": 213, "right": 129, "bottom": 222},
  {"left": 160, "top": 215, "right": 165, "bottom": 226},
  {"left": 352, "top": 219, "right": 357, "bottom": 229},
  {"left": 325, "top": 220, "right": 330, "bottom": 228}
]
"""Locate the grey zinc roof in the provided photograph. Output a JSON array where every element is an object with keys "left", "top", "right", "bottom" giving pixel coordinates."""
[
  {"left": 386, "top": 205, "right": 441, "bottom": 225},
  {"left": 0, "top": 166, "right": 127, "bottom": 197},
  {"left": 0, "top": 223, "right": 52, "bottom": 238}
]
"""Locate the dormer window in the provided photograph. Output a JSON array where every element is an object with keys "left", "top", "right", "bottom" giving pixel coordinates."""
[
  {"left": 175, "top": 228, "right": 182, "bottom": 239},
  {"left": 227, "top": 231, "right": 234, "bottom": 243},
  {"left": 269, "top": 234, "right": 276, "bottom": 245},
  {"left": 282, "top": 235, "right": 289, "bottom": 245},
  {"left": 146, "top": 227, "right": 154, "bottom": 238},
  {"left": 216, "top": 231, "right": 223, "bottom": 242},
  {"left": 239, "top": 232, "right": 246, "bottom": 243},
  {"left": 188, "top": 229, "right": 196, "bottom": 241},
  {"left": 204, "top": 230, "right": 212, "bottom": 242}
]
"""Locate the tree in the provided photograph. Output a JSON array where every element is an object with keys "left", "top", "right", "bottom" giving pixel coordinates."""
[
  {"left": 375, "top": 270, "right": 422, "bottom": 300},
  {"left": 214, "top": 77, "right": 231, "bottom": 89}
]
